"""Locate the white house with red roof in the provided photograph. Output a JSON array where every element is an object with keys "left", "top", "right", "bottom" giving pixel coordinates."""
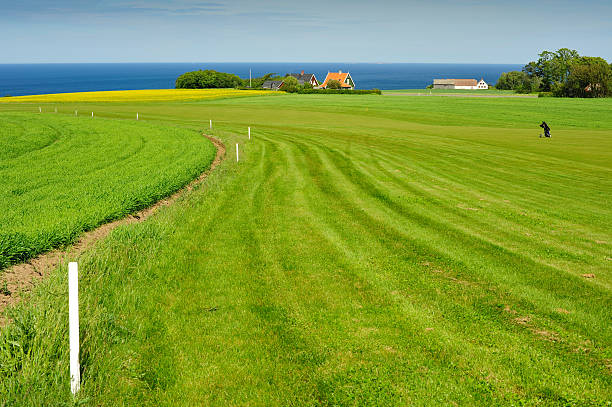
[{"left": 320, "top": 70, "right": 355, "bottom": 90}]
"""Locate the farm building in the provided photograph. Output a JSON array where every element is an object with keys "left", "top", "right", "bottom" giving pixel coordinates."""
[
  {"left": 433, "top": 78, "right": 488, "bottom": 90},
  {"left": 262, "top": 80, "right": 285, "bottom": 90},
  {"left": 320, "top": 71, "right": 355, "bottom": 90},
  {"left": 286, "top": 71, "right": 320, "bottom": 87}
]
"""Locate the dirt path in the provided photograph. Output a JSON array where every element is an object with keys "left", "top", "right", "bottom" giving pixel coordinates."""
[{"left": 0, "top": 134, "right": 225, "bottom": 326}]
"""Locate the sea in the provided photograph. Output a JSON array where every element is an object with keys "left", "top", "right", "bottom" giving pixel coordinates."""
[{"left": 0, "top": 63, "right": 523, "bottom": 96}]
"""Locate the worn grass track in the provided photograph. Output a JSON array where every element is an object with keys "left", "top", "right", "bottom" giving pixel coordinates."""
[{"left": 0, "top": 94, "right": 610, "bottom": 406}]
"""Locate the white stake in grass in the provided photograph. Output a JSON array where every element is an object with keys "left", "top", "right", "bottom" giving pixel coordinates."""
[
  {"left": 209, "top": 119, "right": 212, "bottom": 130},
  {"left": 248, "top": 127, "right": 251, "bottom": 140},
  {"left": 91, "top": 112, "right": 94, "bottom": 118},
  {"left": 136, "top": 112, "right": 139, "bottom": 121},
  {"left": 39, "top": 107, "right": 41, "bottom": 113},
  {"left": 68, "top": 262, "right": 81, "bottom": 395},
  {"left": 236, "top": 143, "right": 239, "bottom": 162}
]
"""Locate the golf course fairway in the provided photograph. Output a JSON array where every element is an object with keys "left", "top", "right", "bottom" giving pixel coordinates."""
[{"left": 0, "top": 91, "right": 610, "bottom": 406}]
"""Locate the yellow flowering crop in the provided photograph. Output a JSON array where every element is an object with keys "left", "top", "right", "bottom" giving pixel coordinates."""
[{"left": 0, "top": 89, "right": 277, "bottom": 103}]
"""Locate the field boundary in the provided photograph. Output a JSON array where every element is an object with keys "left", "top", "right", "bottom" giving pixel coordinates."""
[{"left": 0, "top": 134, "right": 225, "bottom": 326}]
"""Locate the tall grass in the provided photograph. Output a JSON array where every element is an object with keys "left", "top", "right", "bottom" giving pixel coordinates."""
[{"left": 0, "top": 112, "right": 216, "bottom": 269}]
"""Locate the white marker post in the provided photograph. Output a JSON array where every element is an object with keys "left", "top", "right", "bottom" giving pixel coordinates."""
[
  {"left": 91, "top": 112, "right": 94, "bottom": 118},
  {"left": 236, "top": 143, "right": 239, "bottom": 162},
  {"left": 136, "top": 113, "right": 139, "bottom": 121},
  {"left": 39, "top": 107, "right": 41, "bottom": 113},
  {"left": 248, "top": 127, "right": 251, "bottom": 140},
  {"left": 68, "top": 262, "right": 80, "bottom": 395},
  {"left": 209, "top": 119, "right": 212, "bottom": 130}
]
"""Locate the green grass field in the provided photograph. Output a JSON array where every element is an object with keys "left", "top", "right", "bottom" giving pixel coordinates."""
[
  {"left": 383, "top": 89, "right": 522, "bottom": 95},
  {"left": 0, "top": 112, "right": 216, "bottom": 268},
  {"left": 0, "top": 92, "right": 610, "bottom": 406}
]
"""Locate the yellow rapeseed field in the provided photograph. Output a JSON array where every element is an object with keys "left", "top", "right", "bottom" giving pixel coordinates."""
[{"left": 0, "top": 89, "right": 276, "bottom": 103}]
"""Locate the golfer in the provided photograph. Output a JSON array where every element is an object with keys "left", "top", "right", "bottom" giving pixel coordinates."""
[{"left": 539, "top": 121, "right": 551, "bottom": 138}]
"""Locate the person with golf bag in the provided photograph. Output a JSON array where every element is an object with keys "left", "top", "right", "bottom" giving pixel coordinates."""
[{"left": 539, "top": 121, "right": 551, "bottom": 138}]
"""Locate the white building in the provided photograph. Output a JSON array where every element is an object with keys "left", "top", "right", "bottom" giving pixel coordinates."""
[{"left": 433, "top": 78, "right": 488, "bottom": 90}]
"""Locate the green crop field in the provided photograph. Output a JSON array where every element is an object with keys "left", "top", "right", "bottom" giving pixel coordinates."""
[
  {"left": 0, "top": 112, "right": 216, "bottom": 268},
  {"left": 0, "top": 93, "right": 610, "bottom": 406}
]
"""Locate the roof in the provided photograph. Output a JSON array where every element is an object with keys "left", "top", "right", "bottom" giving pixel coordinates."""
[
  {"left": 262, "top": 80, "right": 284, "bottom": 89},
  {"left": 433, "top": 79, "right": 478, "bottom": 86},
  {"left": 454, "top": 79, "right": 478, "bottom": 86},
  {"left": 321, "top": 72, "right": 353, "bottom": 88},
  {"left": 288, "top": 73, "right": 316, "bottom": 83}
]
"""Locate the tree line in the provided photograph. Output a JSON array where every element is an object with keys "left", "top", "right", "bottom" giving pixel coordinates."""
[
  {"left": 174, "top": 70, "right": 379, "bottom": 93},
  {"left": 175, "top": 70, "right": 306, "bottom": 90},
  {"left": 495, "top": 48, "right": 612, "bottom": 97}
]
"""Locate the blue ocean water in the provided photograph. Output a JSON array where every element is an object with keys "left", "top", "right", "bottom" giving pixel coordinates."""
[{"left": 0, "top": 63, "right": 523, "bottom": 96}]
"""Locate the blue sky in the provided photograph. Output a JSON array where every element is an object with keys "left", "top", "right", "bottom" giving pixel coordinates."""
[{"left": 1, "top": 0, "right": 610, "bottom": 64}]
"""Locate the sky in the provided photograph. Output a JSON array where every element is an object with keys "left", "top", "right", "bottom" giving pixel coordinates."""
[{"left": 1, "top": 0, "right": 611, "bottom": 64}]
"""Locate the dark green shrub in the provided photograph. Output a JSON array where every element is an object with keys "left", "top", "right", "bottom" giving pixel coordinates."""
[{"left": 175, "top": 70, "right": 243, "bottom": 89}]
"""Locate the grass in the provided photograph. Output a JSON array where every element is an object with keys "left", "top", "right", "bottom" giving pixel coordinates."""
[
  {"left": 384, "top": 89, "right": 515, "bottom": 95},
  {"left": 0, "top": 88, "right": 274, "bottom": 103},
  {"left": 383, "top": 88, "right": 521, "bottom": 95},
  {"left": 0, "top": 112, "right": 216, "bottom": 268},
  {"left": 0, "top": 93, "right": 610, "bottom": 406}
]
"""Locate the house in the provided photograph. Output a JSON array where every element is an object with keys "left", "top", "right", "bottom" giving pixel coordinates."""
[
  {"left": 432, "top": 78, "right": 488, "bottom": 90},
  {"left": 476, "top": 78, "right": 488, "bottom": 89},
  {"left": 320, "top": 70, "right": 355, "bottom": 90},
  {"left": 262, "top": 80, "right": 285, "bottom": 90},
  {"left": 287, "top": 71, "right": 319, "bottom": 87}
]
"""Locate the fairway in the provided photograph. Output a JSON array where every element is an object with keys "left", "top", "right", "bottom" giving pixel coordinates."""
[{"left": 0, "top": 93, "right": 610, "bottom": 405}]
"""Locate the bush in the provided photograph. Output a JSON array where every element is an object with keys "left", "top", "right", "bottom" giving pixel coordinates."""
[
  {"left": 175, "top": 70, "right": 243, "bottom": 89},
  {"left": 496, "top": 71, "right": 540, "bottom": 93},
  {"left": 281, "top": 76, "right": 300, "bottom": 93},
  {"left": 562, "top": 57, "right": 612, "bottom": 98},
  {"left": 538, "top": 92, "right": 554, "bottom": 98},
  {"left": 326, "top": 80, "right": 342, "bottom": 90}
]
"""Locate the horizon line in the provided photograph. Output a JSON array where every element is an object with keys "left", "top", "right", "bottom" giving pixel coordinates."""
[{"left": 0, "top": 61, "right": 526, "bottom": 66}]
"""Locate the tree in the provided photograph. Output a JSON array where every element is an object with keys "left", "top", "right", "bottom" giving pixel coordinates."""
[
  {"left": 496, "top": 71, "right": 525, "bottom": 90},
  {"left": 326, "top": 80, "right": 342, "bottom": 90},
  {"left": 523, "top": 48, "right": 579, "bottom": 91},
  {"left": 175, "top": 70, "right": 243, "bottom": 89},
  {"left": 562, "top": 57, "right": 612, "bottom": 98},
  {"left": 495, "top": 71, "right": 540, "bottom": 93},
  {"left": 281, "top": 76, "right": 300, "bottom": 93}
]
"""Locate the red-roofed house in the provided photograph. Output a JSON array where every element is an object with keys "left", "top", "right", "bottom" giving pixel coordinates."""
[{"left": 320, "top": 70, "right": 355, "bottom": 90}]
